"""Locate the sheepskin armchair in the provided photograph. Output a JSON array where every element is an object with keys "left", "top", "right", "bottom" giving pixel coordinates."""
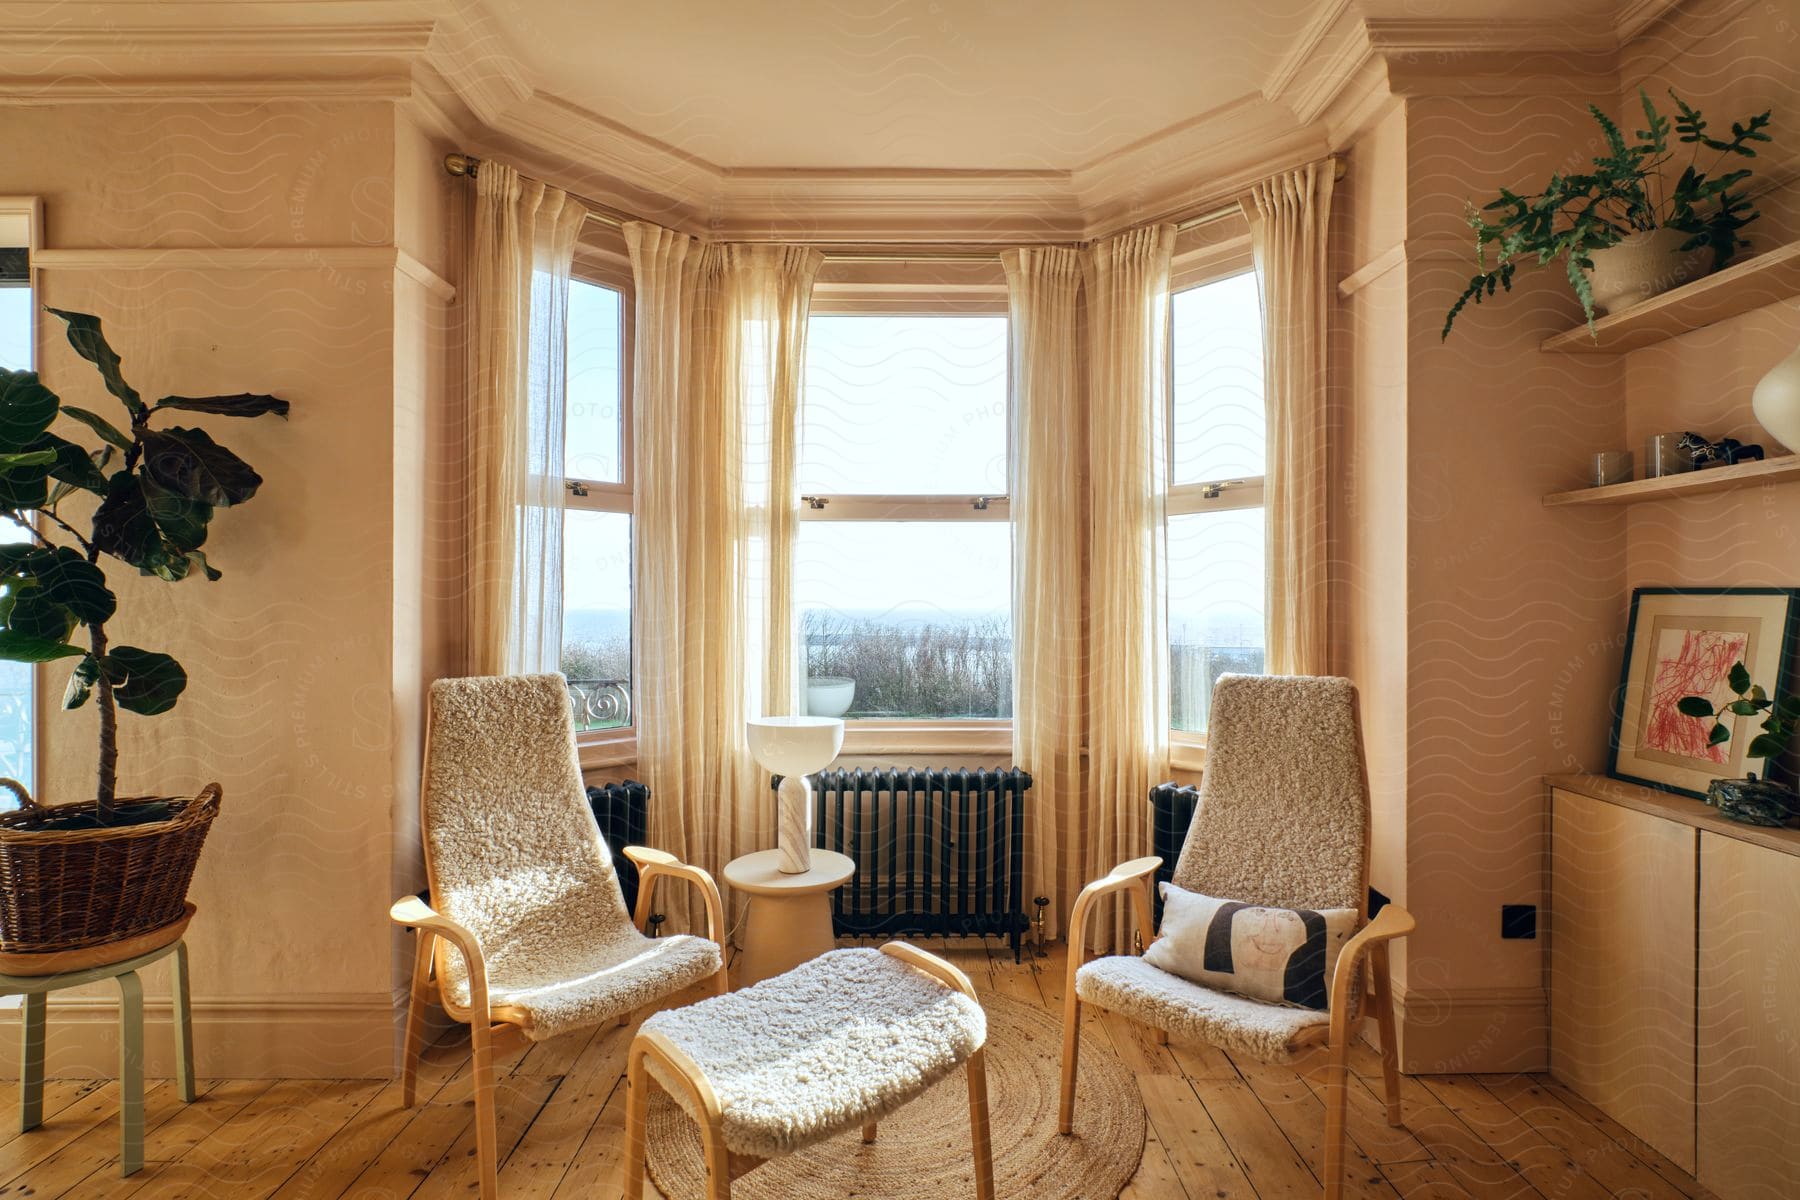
[
  {"left": 1058, "top": 674, "right": 1414, "bottom": 1200},
  {"left": 390, "top": 673, "right": 727, "bottom": 1200}
]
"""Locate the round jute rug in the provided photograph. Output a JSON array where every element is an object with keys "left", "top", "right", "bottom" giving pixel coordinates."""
[{"left": 644, "top": 990, "right": 1145, "bottom": 1200}]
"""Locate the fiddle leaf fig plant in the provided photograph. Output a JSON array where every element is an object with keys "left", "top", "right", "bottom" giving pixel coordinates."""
[
  {"left": 1441, "top": 89, "right": 1772, "bottom": 339},
  {"left": 0, "top": 309, "right": 289, "bottom": 823},
  {"left": 1678, "top": 660, "right": 1800, "bottom": 774}
]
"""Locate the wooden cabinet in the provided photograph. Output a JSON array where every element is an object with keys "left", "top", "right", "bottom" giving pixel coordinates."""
[
  {"left": 1697, "top": 832, "right": 1800, "bottom": 1199},
  {"left": 1548, "top": 787, "right": 1697, "bottom": 1172},
  {"left": 1548, "top": 775, "right": 1800, "bottom": 1199}
]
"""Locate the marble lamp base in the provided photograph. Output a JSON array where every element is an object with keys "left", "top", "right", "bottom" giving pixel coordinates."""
[{"left": 776, "top": 773, "right": 815, "bottom": 874}]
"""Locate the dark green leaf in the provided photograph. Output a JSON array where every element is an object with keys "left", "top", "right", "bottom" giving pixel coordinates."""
[
  {"left": 59, "top": 406, "right": 134, "bottom": 454},
  {"left": 0, "top": 370, "right": 60, "bottom": 450},
  {"left": 91, "top": 474, "right": 165, "bottom": 573},
  {"left": 1747, "top": 732, "right": 1789, "bottom": 760},
  {"left": 1728, "top": 661, "right": 1753, "bottom": 695},
  {"left": 1708, "top": 721, "right": 1731, "bottom": 746},
  {"left": 45, "top": 309, "right": 143, "bottom": 414},
  {"left": 138, "top": 426, "right": 262, "bottom": 507},
  {"left": 31, "top": 546, "right": 114, "bottom": 624},
  {"left": 34, "top": 433, "right": 109, "bottom": 493},
  {"left": 4, "top": 588, "right": 72, "bottom": 641},
  {"left": 151, "top": 393, "right": 289, "bottom": 420},
  {"left": 0, "top": 630, "right": 86, "bottom": 663},
  {"left": 138, "top": 474, "right": 212, "bottom": 552},
  {"left": 0, "top": 450, "right": 54, "bottom": 469},
  {"left": 1676, "top": 696, "right": 1715, "bottom": 718},
  {"left": 61, "top": 654, "right": 99, "bottom": 710},
  {"left": 1727, "top": 699, "right": 1764, "bottom": 716},
  {"left": 102, "top": 646, "right": 186, "bottom": 716}
]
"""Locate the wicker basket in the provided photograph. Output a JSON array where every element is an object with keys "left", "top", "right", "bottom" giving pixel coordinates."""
[{"left": 0, "top": 780, "right": 221, "bottom": 955}]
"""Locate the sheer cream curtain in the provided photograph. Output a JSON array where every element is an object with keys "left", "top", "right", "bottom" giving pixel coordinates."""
[
  {"left": 464, "top": 161, "right": 584, "bottom": 675},
  {"left": 1243, "top": 161, "right": 1334, "bottom": 676},
  {"left": 722, "top": 244, "right": 824, "bottom": 721},
  {"left": 625, "top": 223, "right": 820, "bottom": 930},
  {"left": 1002, "top": 246, "right": 1085, "bottom": 941},
  {"left": 1082, "top": 224, "right": 1175, "bottom": 951}
]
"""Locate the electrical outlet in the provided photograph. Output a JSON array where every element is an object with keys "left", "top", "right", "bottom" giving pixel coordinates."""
[{"left": 1501, "top": 904, "right": 1537, "bottom": 939}]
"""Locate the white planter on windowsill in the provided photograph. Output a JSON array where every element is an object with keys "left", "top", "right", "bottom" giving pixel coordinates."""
[{"left": 806, "top": 677, "right": 856, "bottom": 718}]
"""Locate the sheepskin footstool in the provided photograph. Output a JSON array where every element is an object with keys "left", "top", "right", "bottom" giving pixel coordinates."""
[{"left": 622, "top": 943, "right": 994, "bottom": 1200}]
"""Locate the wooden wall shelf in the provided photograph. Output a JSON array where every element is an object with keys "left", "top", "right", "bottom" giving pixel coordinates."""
[
  {"left": 1542, "top": 454, "right": 1800, "bottom": 507},
  {"left": 1541, "top": 240, "right": 1800, "bottom": 354}
]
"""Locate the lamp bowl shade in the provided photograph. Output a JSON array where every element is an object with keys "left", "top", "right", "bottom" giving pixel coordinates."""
[
  {"left": 746, "top": 716, "right": 845, "bottom": 777},
  {"left": 1752, "top": 339, "right": 1800, "bottom": 455}
]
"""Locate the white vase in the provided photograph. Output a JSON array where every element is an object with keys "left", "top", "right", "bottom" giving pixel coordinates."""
[
  {"left": 1752, "top": 339, "right": 1800, "bottom": 456},
  {"left": 1586, "top": 228, "right": 1711, "bottom": 316},
  {"left": 805, "top": 676, "right": 856, "bottom": 718}
]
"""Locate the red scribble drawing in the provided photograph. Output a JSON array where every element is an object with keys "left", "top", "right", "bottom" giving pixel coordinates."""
[{"left": 1643, "top": 628, "right": 1748, "bottom": 762}]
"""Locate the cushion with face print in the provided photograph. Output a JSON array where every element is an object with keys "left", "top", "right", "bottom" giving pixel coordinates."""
[{"left": 1142, "top": 882, "right": 1357, "bottom": 1011}]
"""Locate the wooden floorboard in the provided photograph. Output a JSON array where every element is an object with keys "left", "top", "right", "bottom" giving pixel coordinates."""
[{"left": 4, "top": 939, "right": 1716, "bottom": 1199}]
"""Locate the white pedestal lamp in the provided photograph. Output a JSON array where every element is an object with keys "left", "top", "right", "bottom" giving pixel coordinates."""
[{"left": 745, "top": 716, "right": 844, "bottom": 874}]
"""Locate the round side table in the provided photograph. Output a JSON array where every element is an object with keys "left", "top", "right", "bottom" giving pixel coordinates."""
[{"left": 721, "top": 849, "right": 854, "bottom": 986}]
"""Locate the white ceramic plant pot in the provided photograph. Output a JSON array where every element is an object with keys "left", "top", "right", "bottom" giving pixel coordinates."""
[
  {"left": 805, "top": 676, "right": 856, "bottom": 718},
  {"left": 1752, "top": 339, "right": 1800, "bottom": 455},
  {"left": 1587, "top": 228, "right": 1712, "bottom": 316},
  {"left": 745, "top": 716, "right": 844, "bottom": 874}
]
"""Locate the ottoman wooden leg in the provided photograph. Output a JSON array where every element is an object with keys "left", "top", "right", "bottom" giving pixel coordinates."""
[
  {"left": 862, "top": 1121, "right": 878, "bottom": 1143},
  {"left": 967, "top": 1046, "right": 994, "bottom": 1200}
]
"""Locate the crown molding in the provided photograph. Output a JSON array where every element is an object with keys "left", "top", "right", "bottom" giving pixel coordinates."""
[{"left": 0, "top": 2, "right": 1750, "bottom": 243}]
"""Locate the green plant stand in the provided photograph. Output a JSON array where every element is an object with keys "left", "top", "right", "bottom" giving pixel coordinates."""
[{"left": 1, "top": 938, "right": 195, "bottom": 1176}]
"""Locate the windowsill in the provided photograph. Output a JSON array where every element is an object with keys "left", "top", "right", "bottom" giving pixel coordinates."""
[
  {"left": 579, "top": 723, "right": 1202, "bottom": 770},
  {"left": 1169, "top": 735, "right": 1207, "bottom": 774},
  {"left": 838, "top": 720, "right": 1012, "bottom": 756},
  {"left": 578, "top": 730, "right": 638, "bottom": 770}
]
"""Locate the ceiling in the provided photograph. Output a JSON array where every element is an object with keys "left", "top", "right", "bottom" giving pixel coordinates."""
[{"left": 512, "top": 0, "right": 1322, "bottom": 171}]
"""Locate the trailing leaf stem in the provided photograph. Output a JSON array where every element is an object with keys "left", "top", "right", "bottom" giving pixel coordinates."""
[{"left": 90, "top": 619, "right": 117, "bottom": 815}]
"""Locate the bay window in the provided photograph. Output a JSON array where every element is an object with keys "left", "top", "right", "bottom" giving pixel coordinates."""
[
  {"left": 1168, "top": 268, "right": 1267, "bottom": 734},
  {"left": 561, "top": 276, "right": 633, "bottom": 733},
  {"left": 796, "top": 314, "right": 1012, "bottom": 722}
]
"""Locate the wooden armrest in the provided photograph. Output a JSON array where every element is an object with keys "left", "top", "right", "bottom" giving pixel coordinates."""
[
  {"left": 1064, "top": 856, "right": 1163, "bottom": 999},
  {"left": 1328, "top": 903, "right": 1415, "bottom": 1017},
  {"left": 623, "top": 847, "right": 727, "bottom": 950},
  {"left": 390, "top": 893, "right": 489, "bottom": 1013},
  {"left": 880, "top": 942, "right": 979, "bottom": 1003}
]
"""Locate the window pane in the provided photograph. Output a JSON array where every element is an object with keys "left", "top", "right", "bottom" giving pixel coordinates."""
[
  {"left": 798, "top": 521, "right": 1011, "bottom": 719},
  {"left": 0, "top": 270, "right": 29, "bottom": 785},
  {"left": 566, "top": 280, "right": 623, "bottom": 484},
  {"left": 562, "top": 510, "right": 632, "bottom": 731},
  {"left": 1169, "top": 508, "right": 1265, "bottom": 732},
  {"left": 801, "top": 315, "right": 1007, "bottom": 495},
  {"left": 1171, "top": 272, "right": 1264, "bottom": 485}
]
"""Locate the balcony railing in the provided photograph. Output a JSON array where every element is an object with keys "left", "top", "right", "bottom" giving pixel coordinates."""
[{"left": 567, "top": 677, "right": 630, "bottom": 732}]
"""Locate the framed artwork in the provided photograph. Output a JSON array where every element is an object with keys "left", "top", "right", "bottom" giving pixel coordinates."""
[{"left": 1610, "top": 587, "right": 1800, "bottom": 797}]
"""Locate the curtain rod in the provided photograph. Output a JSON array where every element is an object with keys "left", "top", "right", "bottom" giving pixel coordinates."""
[{"left": 444, "top": 151, "right": 1343, "bottom": 257}]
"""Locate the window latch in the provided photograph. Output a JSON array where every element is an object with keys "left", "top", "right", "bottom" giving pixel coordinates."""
[
  {"left": 1199, "top": 480, "right": 1242, "bottom": 500},
  {"left": 801, "top": 495, "right": 829, "bottom": 510},
  {"left": 566, "top": 479, "right": 590, "bottom": 497},
  {"left": 971, "top": 495, "right": 1006, "bottom": 511}
]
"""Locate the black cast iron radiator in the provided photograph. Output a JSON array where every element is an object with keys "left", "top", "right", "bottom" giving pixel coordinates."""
[
  {"left": 1149, "top": 781, "right": 1200, "bottom": 926},
  {"left": 774, "top": 768, "right": 1034, "bottom": 962},
  {"left": 587, "top": 780, "right": 650, "bottom": 914}
]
